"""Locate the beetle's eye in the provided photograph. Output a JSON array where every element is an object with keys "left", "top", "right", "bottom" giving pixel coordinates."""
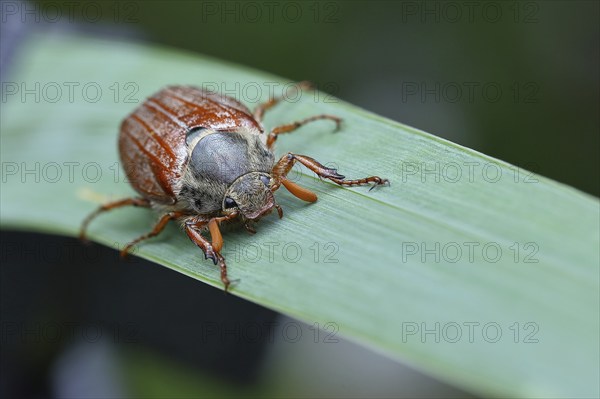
[
  {"left": 260, "top": 175, "right": 270, "bottom": 187},
  {"left": 224, "top": 197, "right": 237, "bottom": 209}
]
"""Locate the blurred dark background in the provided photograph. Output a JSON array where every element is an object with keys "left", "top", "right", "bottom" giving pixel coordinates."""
[{"left": 1, "top": 0, "right": 598, "bottom": 398}]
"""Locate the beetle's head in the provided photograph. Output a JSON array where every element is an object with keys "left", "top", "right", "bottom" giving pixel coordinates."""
[{"left": 222, "top": 172, "right": 280, "bottom": 221}]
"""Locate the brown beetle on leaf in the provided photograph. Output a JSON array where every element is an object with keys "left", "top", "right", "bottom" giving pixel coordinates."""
[{"left": 80, "top": 82, "right": 388, "bottom": 290}]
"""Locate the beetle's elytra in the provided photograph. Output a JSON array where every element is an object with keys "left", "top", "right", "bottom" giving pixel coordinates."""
[{"left": 80, "top": 82, "right": 388, "bottom": 290}]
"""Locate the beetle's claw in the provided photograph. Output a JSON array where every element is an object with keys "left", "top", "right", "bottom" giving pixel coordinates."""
[
  {"left": 245, "top": 222, "right": 257, "bottom": 235},
  {"left": 275, "top": 203, "right": 283, "bottom": 219},
  {"left": 325, "top": 169, "right": 346, "bottom": 180},
  {"left": 368, "top": 178, "right": 390, "bottom": 191},
  {"left": 297, "top": 80, "right": 314, "bottom": 91},
  {"left": 78, "top": 226, "right": 93, "bottom": 244},
  {"left": 206, "top": 252, "right": 218, "bottom": 265},
  {"left": 321, "top": 167, "right": 345, "bottom": 181},
  {"left": 223, "top": 279, "right": 230, "bottom": 293},
  {"left": 332, "top": 118, "right": 343, "bottom": 132}
]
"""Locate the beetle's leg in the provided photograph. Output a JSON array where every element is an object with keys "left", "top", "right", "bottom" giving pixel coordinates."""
[
  {"left": 184, "top": 220, "right": 215, "bottom": 262},
  {"left": 185, "top": 212, "right": 238, "bottom": 291},
  {"left": 253, "top": 81, "right": 313, "bottom": 123},
  {"left": 244, "top": 221, "right": 257, "bottom": 235},
  {"left": 267, "top": 114, "right": 342, "bottom": 148},
  {"left": 79, "top": 197, "right": 150, "bottom": 241},
  {"left": 281, "top": 179, "right": 318, "bottom": 203},
  {"left": 207, "top": 212, "right": 238, "bottom": 252},
  {"left": 185, "top": 223, "right": 230, "bottom": 291},
  {"left": 120, "top": 211, "right": 183, "bottom": 257},
  {"left": 271, "top": 153, "right": 389, "bottom": 201}
]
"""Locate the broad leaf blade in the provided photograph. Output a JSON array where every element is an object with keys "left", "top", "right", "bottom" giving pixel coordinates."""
[{"left": 1, "top": 33, "right": 598, "bottom": 398}]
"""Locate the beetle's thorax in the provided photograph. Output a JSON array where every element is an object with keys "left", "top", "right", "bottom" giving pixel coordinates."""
[{"left": 176, "top": 128, "right": 275, "bottom": 216}]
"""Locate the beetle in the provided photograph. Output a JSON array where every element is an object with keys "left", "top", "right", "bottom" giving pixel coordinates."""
[{"left": 80, "top": 82, "right": 388, "bottom": 290}]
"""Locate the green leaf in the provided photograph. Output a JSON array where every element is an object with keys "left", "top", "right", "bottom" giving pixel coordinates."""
[{"left": 2, "top": 33, "right": 598, "bottom": 398}]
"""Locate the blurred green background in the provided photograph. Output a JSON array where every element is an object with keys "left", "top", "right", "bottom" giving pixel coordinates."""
[{"left": 1, "top": 1, "right": 598, "bottom": 398}]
